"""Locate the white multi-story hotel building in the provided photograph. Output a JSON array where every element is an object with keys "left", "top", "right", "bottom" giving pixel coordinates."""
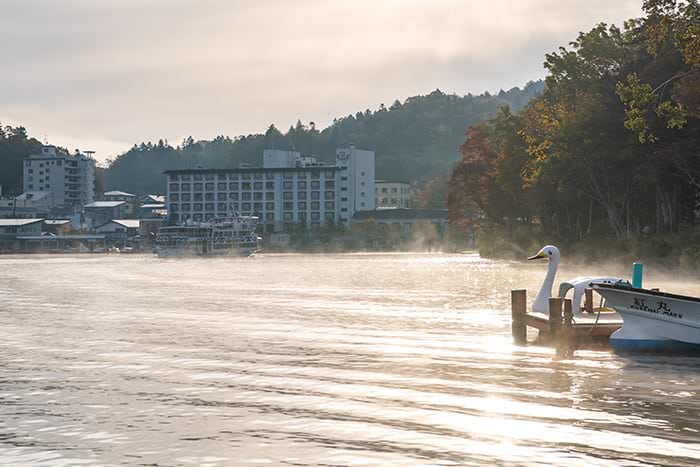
[
  {"left": 375, "top": 180, "right": 414, "bottom": 208},
  {"left": 23, "top": 145, "right": 96, "bottom": 208},
  {"left": 164, "top": 146, "right": 375, "bottom": 232}
]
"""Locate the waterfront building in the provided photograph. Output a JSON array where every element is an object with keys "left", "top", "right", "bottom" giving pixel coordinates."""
[
  {"left": 375, "top": 181, "right": 414, "bottom": 208},
  {"left": 0, "top": 218, "right": 44, "bottom": 252},
  {"left": 23, "top": 145, "right": 96, "bottom": 209},
  {"left": 83, "top": 201, "right": 128, "bottom": 228},
  {"left": 0, "top": 192, "right": 51, "bottom": 219},
  {"left": 96, "top": 219, "right": 141, "bottom": 246},
  {"left": 351, "top": 208, "right": 448, "bottom": 248},
  {"left": 164, "top": 146, "right": 375, "bottom": 233},
  {"left": 43, "top": 219, "right": 73, "bottom": 236}
]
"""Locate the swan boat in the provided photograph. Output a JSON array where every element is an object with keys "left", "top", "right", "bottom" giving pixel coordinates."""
[
  {"left": 592, "top": 282, "right": 700, "bottom": 352},
  {"left": 528, "top": 245, "right": 626, "bottom": 320}
]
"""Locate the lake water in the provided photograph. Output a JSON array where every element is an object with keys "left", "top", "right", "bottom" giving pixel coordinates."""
[{"left": 0, "top": 252, "right": 699, "bottom": 466}]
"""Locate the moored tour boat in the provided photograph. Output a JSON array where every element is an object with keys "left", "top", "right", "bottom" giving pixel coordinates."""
[
  {"left": 155, "top": 214, "right": 261, "bottom": 257},
  {"left": 593, "top": 282, "right": 700, "bottom": 352}
]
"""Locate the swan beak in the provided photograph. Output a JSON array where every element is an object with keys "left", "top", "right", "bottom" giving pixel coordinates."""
[{"left": 527, "top": 252, "right": 545, "bottom": 260}]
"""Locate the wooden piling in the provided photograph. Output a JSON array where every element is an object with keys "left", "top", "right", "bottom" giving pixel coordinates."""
[
  {"left": 563, "top": 298, "right": 575, "bottom": 353},
  {"left": 585, "top": 288, "right": 593, "bottom": 314},
  {"left": 548, "top": 297, "right": 563, "bottom": 343},
  {"left": 511, "top": 289, "right": 527, "bottom": 345}
]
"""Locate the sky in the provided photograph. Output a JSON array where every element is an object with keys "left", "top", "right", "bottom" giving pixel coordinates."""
[{"left": 0, "top": 0, "right": 642, "bottom": 163}]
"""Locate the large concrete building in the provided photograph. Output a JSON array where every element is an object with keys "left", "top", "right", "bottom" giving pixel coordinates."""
[
  {"left": 164, "top": 146, "right": 375, "bottom": 232},
  {"left": 23, "top": 145, "right": 96, "bottom": 209},
  {"left": 375, "top": 180, "right": 414, "bottom": 208}
]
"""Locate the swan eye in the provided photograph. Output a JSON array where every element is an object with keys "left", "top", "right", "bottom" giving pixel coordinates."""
[{"left": 548, "top": 251, "right": 552, "bottom": 255}]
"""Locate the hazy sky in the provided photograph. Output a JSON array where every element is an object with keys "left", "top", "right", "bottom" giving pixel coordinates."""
[{"left": 0, "top": 0, "right": 642, "bottom": 162}]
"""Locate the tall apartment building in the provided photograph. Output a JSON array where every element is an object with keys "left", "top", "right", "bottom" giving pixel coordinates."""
[
  {"left": 164, "top": 146, "right": 375, "bottom": 232},
  {"left": 23, "top": 145, "right": 96, "bottom": 208}
]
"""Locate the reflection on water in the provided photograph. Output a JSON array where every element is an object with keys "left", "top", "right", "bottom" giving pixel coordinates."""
[{"left": 0, "top": 253, "right": 698, "bottom": 466}]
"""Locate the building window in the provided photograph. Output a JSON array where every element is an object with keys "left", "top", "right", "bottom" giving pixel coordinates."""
[
  {"left": 361, "top": 192, "right": 365, "bottom": 197},
  {"left": 242, "top": 173, "right": 251, "bottom": 180},
  {"left": 229, "top": 182, "right": 239, "bottom": 190},
  {"left": 361, "top": 171, "right": 365, "bottom": 176},
  {"left": 340, "top": 176, "right": 347, "bottom": 181},
  {"left": 205, "top": 173, "right": 214, "bottom": 181},
  {"left": 170, "top": 204, "right": 179, "bottom": 212},
  {"left": 311, "top": 201, "right": 320, "bottom": 210},
  {"left": 218, "top": 182, "right": 227, "bottom": 190},
  {"left": 324, "top": 171, "right": 334, "bottom": 178},
  {"left": 340, "top": 187, "right": 348, "bottom": 192},
  {"left": 242, "top": 202, "right": 251, "bottom": 211},
  {"left": 298, "top": 202, "right": 307, "bottom": 210},
  {"left": 325, "top": 180, "right": 335, "bottom": 189},
  {"left": 254, "top": 192, "right": 263, "bottom": 201},
  {"left": 266, "top": 202, "right": 274, "bottom": 210},
  {"left": 193, "top": 173, "right": 203, "bottom": 181},
  {"left": 253, "top": 182, "right": 262, "bottom": 190},
  {"left": 218, "top": 173, "right": 227, "bottom": 180},
  {"left": 283, "top": 172, "right": 293, "bottom": 179},
  {"left": 324, "top": 212, "right": 335, "bottom": 220},
  {"left": 298, "top": 181, "right": 307, "bottom": 189},
  {"left": 283, "top": 191, "right": 293, "bottom": 200},
  {"left": 205, "top": 182, "right": 215, "bottom": 190},
  {"left": 205, "top": 193, "right": 214, "bottom": 201},
  {"left": 299, "top": 212, "right": 307, "bottom": 222},
  {"left": 265, "top": 181, "right": 274, "bottom": 189},
  {"left": 283, "top": 181, "right": 293, "bottom": 189},
  {"left": 324, "top": 201, "right": 335, "bottom": 210},
  {"left": 341, "top": 197, "right": 348, "bottom": 202},
  {"left": 218, "top": 203, "right": 227, "bottom": 211},
  {"left": 205, "top": 203, "right": 215, "bottom": 211},
  {"left": 298, "top": 191, "right": 307, "bottom": 200},
  {"left": 253, "top": 172, "right": 263, "bottom": 180},
  {"left": 265, "top": 212, "right": 274, "bottom": 220},
  {"left": 194, "top": 193, "right": 203, "bottom": 201},
  {"left": 242, "top": 192, "right": 251, "bottom": 201},
  {"left": 254, "top": 202, "right": 263, "bottom": 211},
  {"left": 193, "top": 182, "right": 203, "bottom": 191},
  {"left": 324, "top": 191, "right": 335, "bottom": 200},
  {"left": 311, "top": 191, "right": 320, "bottom": 200},
  {"left": 229, "top": 193, "right": 239, "bottom": 200},
  {"left": 283, "top": 212, "right": 293, "bottom": 221},
  {"left": 242, "top": 182, "right": 251, "bottom": 190},
  {"left": 283, "top": 202, "right": 293, "bottom": 210},
  {"left": 361, "top": 182, "right": 365, "bottom": 186},
  {"left": 265, "top": 192, "right": 274, "bottom": 200},
  {"left": 218, "top": 193, "right": 227, "bottom": 201},
  {"left": 341, "top": 207, "right": 348, "bottom": 212},
  {"left": 193, "top": 203, "right": 203, "bottom": 211},
  {"left": 171, "top": 194, "right": 180, "bottom": 202},
  {"left": 181, "top": 203, "right": 191, "bottom": 211},
  {"left": 311, "top": 212, "right": 320, "bottom": 221},
  {"left": 265, "top": 172, "right": 274, "bottom": 180}
]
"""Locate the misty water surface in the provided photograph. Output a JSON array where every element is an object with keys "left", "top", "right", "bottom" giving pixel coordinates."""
[{"left": 0, "top": 253, "right": 699, "bottom": 466}]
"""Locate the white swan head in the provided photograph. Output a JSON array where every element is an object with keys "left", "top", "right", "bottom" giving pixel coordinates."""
[
  {"left": 527, "top": 245, "right": 560, "bottom": 263},
  {"left": 528, "top": 245, "right": 561, "bottom": 314}
]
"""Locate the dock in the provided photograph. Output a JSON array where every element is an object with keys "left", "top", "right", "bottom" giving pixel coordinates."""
[{"left": 511, "top": 289, "right": 623, "bottom": 351}]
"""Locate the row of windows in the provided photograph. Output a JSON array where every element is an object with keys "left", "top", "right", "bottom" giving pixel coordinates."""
[
  {"left": 169, "top": 201, "right": 336, "bottom": 212},
  {"left": 169, "top": 191, "right": 336, "bottom": 202},
  {"left": 169, "top": 180, "right": 337, "bottom": 192},
  {"left": 169, "top": 170, "right": 336, "bottom": 182},
  {"left": 172, "top": 212, "right": 337, "bottom": 224},
  {"left": 376, "top": 187, "right": 410, "bottom": 194}
]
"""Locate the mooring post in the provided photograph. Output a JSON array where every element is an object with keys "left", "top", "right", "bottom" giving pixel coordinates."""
[
  {"left": 511, "top": 289, "right": 527, "bottom": 345},
  {"left": 548, "top": 297, "right": 563, "bottom": 344},
  {"left": 563, "top": 298, "right": 575, "bottom": 354},
  {"left": 585, "top": 288, "right": 593, "bottom": 314}
]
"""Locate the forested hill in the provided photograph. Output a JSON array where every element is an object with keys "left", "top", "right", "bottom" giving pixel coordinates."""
[{"left": 103, "top": 81, "right": 544, "bottom": 194}]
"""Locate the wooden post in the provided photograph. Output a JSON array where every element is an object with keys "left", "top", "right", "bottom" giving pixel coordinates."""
[
  {"left": 563, "top": 298, "right": 575, "bottom": 353},
  {"left": 511, "top": 289, "right": 527, "bottom": 345},
  {"left": 548, "top": 297, "right": 563, "bottom": 343},
  {"left": 585, "top": 288, "right": 593, "bottom": 314}
]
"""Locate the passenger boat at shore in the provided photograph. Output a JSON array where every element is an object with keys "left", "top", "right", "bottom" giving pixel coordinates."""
[
  {"left": 593, "top": 282, "right": 700, "bottom": 352},
  {"left": 155, "top": 214, "right": 261, "bottom": 257}
]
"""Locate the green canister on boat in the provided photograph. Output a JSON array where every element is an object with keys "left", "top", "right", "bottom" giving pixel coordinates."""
[{"left": 632, "top": 262, "right": 643, "bottom": 288}]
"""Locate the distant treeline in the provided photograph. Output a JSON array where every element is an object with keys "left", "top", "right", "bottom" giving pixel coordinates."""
[
  {"left": 448, "top": 0, "right": 700, "bottom": 263},
  {"left": 101, "top": 83, "right": 543, "bottom": 195}
]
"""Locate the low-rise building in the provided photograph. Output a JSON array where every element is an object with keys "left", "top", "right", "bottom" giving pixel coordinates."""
[
  {"left": 0, "top": 219, "right": 45, "bottom": 252},
  {"left": 351, "top": 208, "right": 448, "bottom": 248},
  {"left": 95, "top": 219, "right": 141, "bottom": 246},
  {"left": 83, "top": 201, "right": 128, "bottom": 228}
]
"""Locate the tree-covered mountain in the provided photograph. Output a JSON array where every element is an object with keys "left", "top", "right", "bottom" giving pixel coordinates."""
[{"left": 103, "top": 81, "right": 543, "bottom": 194}]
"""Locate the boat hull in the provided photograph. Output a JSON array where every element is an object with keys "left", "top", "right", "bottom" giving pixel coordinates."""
[
  {"left": 592, "top": 284, "right": 700, "bottom": 352},
  {"left": 156, "top": 245, "right": 258, "bottom": 258}
]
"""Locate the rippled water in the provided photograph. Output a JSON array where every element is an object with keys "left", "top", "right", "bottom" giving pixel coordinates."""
[{"left": 0, "top": 252, "right": 699, "bottom": 466}]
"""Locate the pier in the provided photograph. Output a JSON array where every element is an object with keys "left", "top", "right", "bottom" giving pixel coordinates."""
[{"left": 511, "top": 289, "right": 623, "bottom": 351}]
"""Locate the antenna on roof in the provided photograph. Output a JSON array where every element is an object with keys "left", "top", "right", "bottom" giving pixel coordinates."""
[{"left": 84, "top": 150, "right": 95, "bottom": 159}]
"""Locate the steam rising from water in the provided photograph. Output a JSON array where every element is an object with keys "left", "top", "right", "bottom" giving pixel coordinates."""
[{"left": 0, "top": 253, "right": 698, "bottom": 466}]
